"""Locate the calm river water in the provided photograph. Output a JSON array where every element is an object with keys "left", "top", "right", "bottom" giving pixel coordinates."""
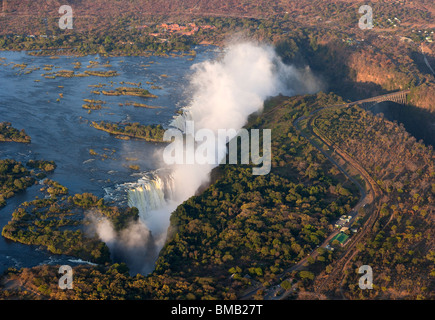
[{"left": 0, "top": 46, "right": 219, "bottom": 273}]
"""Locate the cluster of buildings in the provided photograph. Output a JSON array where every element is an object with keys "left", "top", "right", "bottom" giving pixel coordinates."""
[
  {"left": 334, "top": 214, "right": 352, "bottom": 230},
  {"left": 325, "top": 213, "right": 359, "bottom": 251},
  {"left": 387, "top": 17, "right": 401, "bottom": 27},
  {"left": 412, "top": 29, "right": 434, "bottom": 43}
]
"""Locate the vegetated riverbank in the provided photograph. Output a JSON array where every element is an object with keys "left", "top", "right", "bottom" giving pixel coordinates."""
[
  {"left": 0, "top": 122, "right": 31, "bottom": 143},
  {"left": 100, "top": 87, "right": 157, "bottom": 98},
  {"left": 0, "top": 158, "right": 59, "bottom": 209},
  {"left": 1, "top": 181, "right": 139, "bottom": 264},
  {"left": 0, "top": 158, "right": 139, "bottom": 266},
  {"left": 42, "top": 69, "right": 119, "bottom": 79},
  {"left": 0, "top": 159, "right": 35, "bottom": 209},
  {"left": 120, "top": 101, "right": 164, "bottom": 109},
  {"left": 91, "top": 121, "right": 166, "bottom": 142}
]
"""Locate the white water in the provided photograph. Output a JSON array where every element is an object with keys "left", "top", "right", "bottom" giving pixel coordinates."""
[
  {"left": 127, "top": 174, "right": 174, "bottom": 220},
  {"left": 128, "top": 184, "right": 165, "bottom": 221}
]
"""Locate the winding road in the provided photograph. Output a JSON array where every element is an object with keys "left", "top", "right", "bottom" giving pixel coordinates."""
[{"left": 239, "top": 92, "right": 403, "bottom": 299}]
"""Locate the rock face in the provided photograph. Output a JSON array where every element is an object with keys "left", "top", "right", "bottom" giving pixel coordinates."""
[
  {"left": 348, "top": 50, "right": 412, "bottom": 91},
  {"left": 409, "top": 83, "right": 435, "bottom": 113}
]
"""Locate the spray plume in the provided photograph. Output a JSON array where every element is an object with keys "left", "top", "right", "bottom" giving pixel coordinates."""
[{"left": 95, "top": 41, "right": 323, "bottom": 275}]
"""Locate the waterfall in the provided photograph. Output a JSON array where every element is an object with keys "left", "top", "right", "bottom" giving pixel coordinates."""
[
  {"left": 100, "top": 170, "right": 176, "bottom": 275},
  {"left": 120, "top": 108, "right": 193, "bottom": 230},
  {"left": 126, "top": 171, "right": 175, "bottom": 221}
]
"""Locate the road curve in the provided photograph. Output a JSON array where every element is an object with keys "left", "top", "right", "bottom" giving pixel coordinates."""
[
  {"left": 240, "top": 90, "right": 411, "bottom": 299},
  {"left": 240, "top": 103, "right": 369, "bottom": 300}
]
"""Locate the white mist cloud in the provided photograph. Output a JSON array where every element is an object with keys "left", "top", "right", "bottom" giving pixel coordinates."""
[
  {"left": 87, "top": 211, "right": 158, "bottom": 275},
  {"left": 166, "top": 41, "right": 322, "bottom": 200},
  {"left": 95, "top": 217, "right": 117, "bottom": 245},
  {"left": 186, "top": 42, "right": 322, "bottom": 132},
  {"left": 99, "top": 41, "right": 323, "bottom": 275}
]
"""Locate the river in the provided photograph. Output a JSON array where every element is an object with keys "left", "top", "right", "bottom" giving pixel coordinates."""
[{"left": 0, "top": 46, "right": 219, "bottom": 274}]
